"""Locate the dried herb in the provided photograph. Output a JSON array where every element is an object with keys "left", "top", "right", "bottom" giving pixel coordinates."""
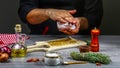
[{"left": 70, "top": 52, "right": 111, "bottom": 64}]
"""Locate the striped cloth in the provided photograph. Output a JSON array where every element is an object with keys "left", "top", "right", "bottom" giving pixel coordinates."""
[{"left": 0, "top": 34, "right": 29, "bottom": 47}]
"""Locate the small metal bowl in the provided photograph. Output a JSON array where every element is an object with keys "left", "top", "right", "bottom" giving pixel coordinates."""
[{"left": 44, "top": 52, "right": 62, "bottom": 66}]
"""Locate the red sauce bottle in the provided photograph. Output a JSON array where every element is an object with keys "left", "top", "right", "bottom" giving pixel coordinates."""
[{"left": 90, "top": 27, "right": 100, "bottom": 52}]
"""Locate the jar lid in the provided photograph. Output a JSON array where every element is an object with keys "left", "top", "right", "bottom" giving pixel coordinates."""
[{"left": 45, "top": 52, "right": 59, "bottom": 58}]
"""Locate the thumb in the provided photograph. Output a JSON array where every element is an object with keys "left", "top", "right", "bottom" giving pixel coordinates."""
[{"left": 68, "top": 10, "right": 77, "bottom": 14}]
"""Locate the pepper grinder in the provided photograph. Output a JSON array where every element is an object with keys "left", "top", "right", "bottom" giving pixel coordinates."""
[{"left": 90, "top": 27, "right": 100, "bottom": 52}]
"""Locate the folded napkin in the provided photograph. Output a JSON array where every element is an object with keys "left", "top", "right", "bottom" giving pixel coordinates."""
[{"left": 0, "top": 34, "right": 29, "bottom": 47}]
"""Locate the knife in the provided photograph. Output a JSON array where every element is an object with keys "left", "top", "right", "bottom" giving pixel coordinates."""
[{"left": 63, "top": 61, "right": 87, "bottom": 65}]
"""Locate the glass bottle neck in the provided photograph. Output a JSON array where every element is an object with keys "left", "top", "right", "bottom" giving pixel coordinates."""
[{"left": 15, "top": 32, "right": 21, "bottom": 44}]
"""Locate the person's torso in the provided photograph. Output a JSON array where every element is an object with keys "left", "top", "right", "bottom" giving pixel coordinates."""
[
  {"left": 39, "top": 0, "right": 79, "bottom": 9},
  {"left": 29, "top": 0, "right": 86, "bottom": 35}
]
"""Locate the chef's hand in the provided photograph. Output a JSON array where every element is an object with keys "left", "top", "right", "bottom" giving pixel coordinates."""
[
  {"left": 59, "top": 18, "right": 80, "bottom": 35},
  {"left": 45, "top": 9, "right": 76, "bottom": 23}
]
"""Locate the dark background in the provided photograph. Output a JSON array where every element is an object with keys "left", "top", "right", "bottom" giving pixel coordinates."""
[{"left": 0, "top": 0, "right": 120, "bottom": 35}]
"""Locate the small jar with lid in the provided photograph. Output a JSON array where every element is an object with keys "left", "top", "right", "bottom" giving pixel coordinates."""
[
  {"left": 79, "top": 46, "right": 90, "bottom": 53},
  {"left": 44, "top": 52, "right": 62, "bottom": 66}
]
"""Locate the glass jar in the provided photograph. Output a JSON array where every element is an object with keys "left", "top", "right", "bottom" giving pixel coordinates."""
[
  {"left": 11, "top": 24, "right": 27, "bottom": 58},
  {"left": 44, "top": 52, "right": 62, "bottom": 66},
  {"left": 79, "top": 46, "right": 90, "bottom": 53}
]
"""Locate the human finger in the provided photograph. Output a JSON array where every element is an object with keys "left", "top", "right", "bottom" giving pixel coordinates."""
[
  {"left": 68, "top": 18, "right": 80, "bottom": 34},
  {"left": 59, "top": 28, "right": 72, "bottom": 35},
  {"left": 56, "top": 17, "right": 67, "bottom": 23},
  {"left": 68, "top": 9, "right": 77, "bottom": 15},
  {"left": 63, "top": 17, "right": 75, "bottom": 23}
]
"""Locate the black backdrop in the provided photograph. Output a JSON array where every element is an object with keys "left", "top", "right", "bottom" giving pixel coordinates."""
[{"left": 0, "top": 0, "right": 120, "bottom": 35}]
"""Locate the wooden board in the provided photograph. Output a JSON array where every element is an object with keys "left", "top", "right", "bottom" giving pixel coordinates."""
[{"left": 27, "top": 36, "right": 87, "bottom": 53}]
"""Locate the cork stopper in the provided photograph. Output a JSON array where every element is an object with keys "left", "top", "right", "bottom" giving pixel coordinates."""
[{"left": 14, "top": 24, "right": 22, "bottom": 32}]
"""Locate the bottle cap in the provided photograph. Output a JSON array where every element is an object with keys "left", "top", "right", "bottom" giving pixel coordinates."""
[{"left": 14, "top": 24, "right": 22, "bottom": 32}]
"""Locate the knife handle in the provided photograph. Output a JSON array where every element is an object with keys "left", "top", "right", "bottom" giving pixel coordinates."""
[{"left": 63, "top": 61, "right": 87, "bottom": 65}]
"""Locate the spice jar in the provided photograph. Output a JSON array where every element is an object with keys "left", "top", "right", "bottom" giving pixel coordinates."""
[
  {"left": 79, "top": 46, "right": 90, "bottom": 53},
  {"left": 44, "top": 52, "right": 62, "bottom": 66}
]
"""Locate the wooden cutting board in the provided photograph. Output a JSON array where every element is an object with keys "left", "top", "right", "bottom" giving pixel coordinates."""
[{"left": 27, "top": 36, "right": 87, "bottom": 53}]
